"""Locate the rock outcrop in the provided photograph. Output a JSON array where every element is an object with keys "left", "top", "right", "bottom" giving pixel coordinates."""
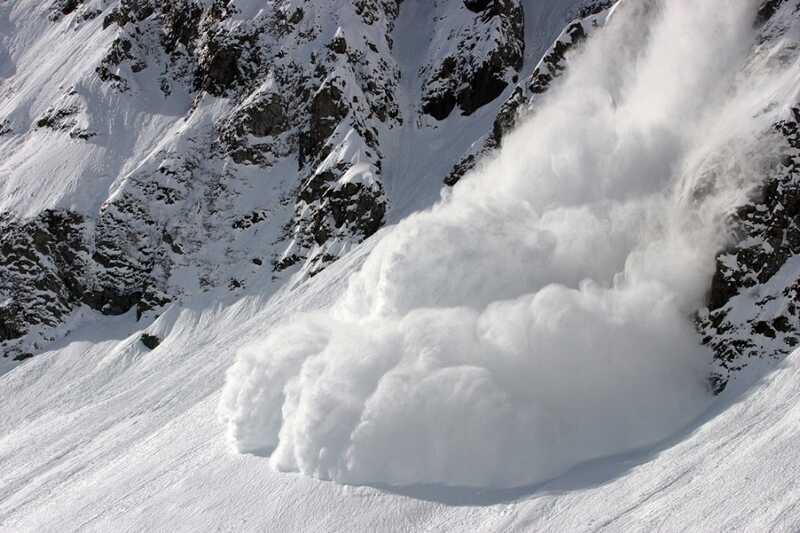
[
  {"left": 697, "top": 0, "right": 800, "bottom": 392},
  {"left": 446, "top": 2, "right": 613, "bottom": 185},
  {"left": 420, "top": 0, "right": 524, "bottom": 120},
  {"left": 700, "top": 109, "right": 800, "bottom": 393},
  {"left": 9, "top": 0, "right": 583, "bottom": 361}
]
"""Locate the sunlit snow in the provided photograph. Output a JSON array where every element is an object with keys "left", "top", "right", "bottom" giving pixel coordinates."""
[{"left": 221, "top": 0, "right": 790, "bottom": 488}]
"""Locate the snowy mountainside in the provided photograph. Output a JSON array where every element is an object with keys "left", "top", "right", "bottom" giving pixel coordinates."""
[
  {"left": 5, "top": 0, "right": 800, "bottom": 531},
  {"left": 2, "top": 232, "right": 800, "bottom": 532},
  {"left": 699, "top": 0, "right": 800, "bottom": 391},
  {"left": 218, "top": 0, "right": 800, "bottom": 490},
  {"left": 0, "top": 0, "right": 590, "bottom": 363}
]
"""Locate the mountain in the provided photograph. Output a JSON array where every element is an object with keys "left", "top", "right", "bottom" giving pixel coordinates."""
[
  {"left": 0, "top": 0, "right": 597, "bottom": 364},
  {"left": 4, "top": 0, "right": 800, "bottom": 531}
]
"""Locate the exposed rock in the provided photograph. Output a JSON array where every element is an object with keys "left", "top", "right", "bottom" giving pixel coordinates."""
[
  {"left": 354, "top": 0, "right": 401, "bottom": 28},
  {"left": 50, "top": 0, "right": 85, "bottom": 19},
  {"left": 699, "top": 108, "right": 800, "bottom": 393},
  {"left": 2, "top": 0, "right": 604, "bottom": 362},
  {"left": 0, "top": 210, "right": 90, "bottom": 359},
  {"left": 575, "top": 1, "right": 615, "bottom": 19},
  {"left": 195, "top": 28, "right": 258, "bottom": 97},
  {"left": 464, "top": 0, "right": 493, "bottom": 13},
  {"left": 97, "top": 38, "right": 140, "bottom": 90},
  {"left": 300, "top": 83, "right": 349, "bottom": 168},
  {"left": 756, "top": 0, "right": 789, "bottom": 27},
  {"left": 232, "top": 211, "right": 270, "bottom": 230},
  {"left": 36, "top": 104, "right": 79, "bottom": 131},
  {"left": 140, "top": 333, "right": 162, "bottom": 349},
  {"left": 421, "top": 0, "right": 524, "bottom": 120},
  {"left": 446, "top": 5, "right": 611, "bottom": 185},
  {"left": 160, "top": 0, "right": 203, "bottom": 53},
  {"left": 103, "top": 0, "right": 156, "bottom": 30},
  {"left": 529, "top": 21, "right": 587, "bottom": 94},
  {"left": 239, "top": 95, "right": 288, "bottom": 138},
  {"left": 329, "top": 30, "right": 348, "bottom": 54}
]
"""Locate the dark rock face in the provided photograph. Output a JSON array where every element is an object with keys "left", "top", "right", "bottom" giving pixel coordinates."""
[
  {"left": 576, "top": 1, "right": 615, "bottom": 19},
  {"left": 103, "top": 0, "right": 156, "bottom": 29},
  {"left": 529, "top": 21, "right": 587, "bottom": 94},
  {"left": 301, "top": 83, "right": 349, "bottom": 168},
  {"left": 421, "top": 57, "right": 459, "bottom": 121},
  {"left": 89, "top": 195, "right": 164, "bottom": 318},
  {"left": 353, "top": 0, "right": 401, "bottom": 27},
  {"left": 756, "top": 0, "right": 788, "bottom": 27},
  {"left": 421, "top": 0, "right": 524, "bottom": 120},
  {"left": 36, "top": 105, "right": 79, "bottom": 130},
  {"left": 140, "top": 333, "right": 162, "bottom": 349},
  {"left": 699, "top": 110, "right": 800, "bottom": 393},
  {"left": 61, "top": 0, "right": 83, "bottom": 15},
  {"left": 282, "top": 164, "right": 386, "bottom": 275},
  {"left": 97, "top": 0, "right": 240, "bottom": 95},
  {"left": 35, "top": 92, "right": 96, "bottom": 140},
  {"left": 0, "top": 205, "right": 170, "bottom": 360},
  {"left": 446, "top": 5, "right": 609, "bottom": 185},
  {"left": 97, "top": 37, "right": 145, "bottom": 89},
  {"left": 195, "top": 28, "right": 259, "bottom": 97},
  {"left": 239, "top": 96, "right": 288, "bottom": 138},
  {"left": 0, "top": 211, "right": 88, "bottom": 360},
  {"left": 464, "top": 0, "right": 493, "bottom": 13},
  {"left": 51, "top": 0, "right": 85, "bottom": 18},
  {"left": 160, "top": 0, "right": 203, "bottom": 53},
  {"left": 218, "top": 90, "right": 293, "bottom": 165}
]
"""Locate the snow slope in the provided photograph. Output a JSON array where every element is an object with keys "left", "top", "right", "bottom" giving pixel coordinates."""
[
  {"left": 0, "top": 251, "right": 799, "bottom": 532},
  {"left": 0, "top": 0, "right": 590, "bottom": 361},
  {"left": 4, "top": 0, "right": 800, "bottom": 530},
  {"left": 219, "top": 0, "right": 794, "bottom": 490}
]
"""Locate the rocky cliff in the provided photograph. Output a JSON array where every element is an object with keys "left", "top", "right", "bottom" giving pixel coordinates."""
[{"left": 0, "top": 0, "right": 592, "bottom": 361}]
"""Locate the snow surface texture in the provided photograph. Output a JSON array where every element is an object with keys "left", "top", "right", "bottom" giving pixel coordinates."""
[{"left": 221, "top": 0, "right": 794, "bottom": 489}]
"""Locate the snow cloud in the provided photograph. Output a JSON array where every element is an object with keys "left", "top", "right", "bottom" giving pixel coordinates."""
[{"left": 221, "top": 0, "right": 784, "bottom": 488}]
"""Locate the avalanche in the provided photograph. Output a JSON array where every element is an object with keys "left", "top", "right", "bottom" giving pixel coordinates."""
[
  {"left": 221, "top": 0, "right": 792, "bottom": 489},
  {"left": 4, "top": 0, "right": 800, "bottom": 531}
]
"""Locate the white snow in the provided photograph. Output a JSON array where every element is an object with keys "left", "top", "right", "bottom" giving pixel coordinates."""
[
  {"left": 4, "top": 0, "right": 800, "bottom": 530},
  {"left": 2, "top": 248, "right": 800, "bottom": 532},
  {"left": 219, "top": 0, "right": 785, "bottom": 489}
]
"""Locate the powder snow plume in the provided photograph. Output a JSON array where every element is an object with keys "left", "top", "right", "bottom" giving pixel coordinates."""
[{"left": 220, "top": 0, "right": 792, "bottom": 489}]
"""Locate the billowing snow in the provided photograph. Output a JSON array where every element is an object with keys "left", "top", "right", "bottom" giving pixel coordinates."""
[
  {"left": 4, "top": 0, "right": 800, "bottom": 531},
  {"left": 220, "top": 0, "right": 792, "bottom": 489},
  {"left": 2, "top": 243, "right": 800, "bottom": 532}
]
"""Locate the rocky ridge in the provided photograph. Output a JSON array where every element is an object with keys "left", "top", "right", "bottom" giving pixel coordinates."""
[
  {"left": 445, "top": 0, "right": 614, "bottom": 185},
  {"left": 0, "top": 0, "right": 590, "bottom": 361},
  {"left": 698, "top": 0, "right": 800, "bottom": 392}
]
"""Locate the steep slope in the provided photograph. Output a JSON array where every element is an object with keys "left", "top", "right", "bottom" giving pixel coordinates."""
[
  {"left": 1, "top": 242, "right": 800, "bottom": 532},
  {"left": 218, "top": 0, "right": 799, "bottom": 490},
  {"left": 699, "top": 0, "right": 800, "bottom": 392},
  {"left": 0, "top": 0, "right": 588, "bottom": 364},
  {"left": 5, "top": 0, "right": 800, "bottom": 531}
]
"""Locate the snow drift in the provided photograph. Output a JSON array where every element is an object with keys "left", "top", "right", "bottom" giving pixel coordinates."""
[{"left": 220, "top": 0, "right": 788, "bottom": 489}]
